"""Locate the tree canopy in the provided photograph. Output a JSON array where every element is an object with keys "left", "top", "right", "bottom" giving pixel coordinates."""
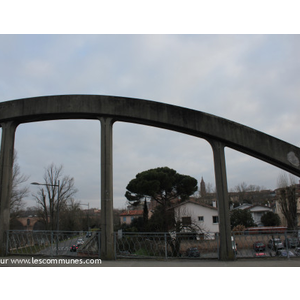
[
  {"left": 125, "top": 167, "right": 198, "bottom": 207},
  {"left": 230, "top": 209, "right": 256, "bottom": 229},
  {"left": 261, "top": 211, "right": 281, "bottom": 227},
  {"left": 125, "top": 167, "right": 198, "bottom": 233}
]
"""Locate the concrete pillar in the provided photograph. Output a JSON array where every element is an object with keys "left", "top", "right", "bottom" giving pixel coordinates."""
[
  {"left": 0, "top": 121, "right": 18, "bottom": 256},
  {"left": 209, "top": 139, "right": 235, "bottom": 261},
  {"left": 99, "top": 117, "right": 115, "bottom": 260}
]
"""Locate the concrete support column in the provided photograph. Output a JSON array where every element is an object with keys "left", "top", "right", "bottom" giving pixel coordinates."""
[
  {"left": 0, "top": 121, "right": 17, "bottom": 256},
  {"left": 209, "top": 139, "right": 234, "bottom": 261},
  {"left": 99, "top": 117, "right": 115, "bottom": 260}
]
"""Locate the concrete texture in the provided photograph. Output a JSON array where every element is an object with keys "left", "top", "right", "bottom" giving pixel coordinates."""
[
  {"left": 1, "top": 95, "right": 299, "bottom": 175},
  {"left": 1, "top": 95, "right": 300, "bottom": 259},
  {"left": 0, "top": 121, "right": 17, "bottom": 256}
]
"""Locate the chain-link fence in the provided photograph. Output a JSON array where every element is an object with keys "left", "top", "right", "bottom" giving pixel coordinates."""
[
  {"left": 6, "top": 230, "right": 300, "bottom": 259},
  {"left": 6, "top": 230, "right": 100, "bottom": 258},
  {"left": 116, "top": 232, "right": 219, "bottom": 259},
  {"left": 232, "top": 230, "right": 300, "bottom": 259}
]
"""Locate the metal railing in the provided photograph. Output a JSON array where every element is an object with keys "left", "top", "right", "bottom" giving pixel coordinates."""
[
  {"left": 116, "top": 232, "right": 219, "bottom": 259},
  {"left": 5, "top": 230, "right": 300, "bottom": 259},
  {"left": 6, "top": 230, "right": 100, "bottom": 258},
  {"left": 232, "top": 230, "right": 300, "bottom": 259}
]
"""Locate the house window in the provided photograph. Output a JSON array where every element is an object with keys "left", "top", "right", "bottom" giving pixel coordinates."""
[
  {"left": 212, "top": 216, "right": 219, "bottom": 224},
  {"left": 198, "top": 216, "right": 204, "bottom": 222},
  {"left": 182, "top": 217, "right": 192, "bottom": 226},
  {"left": 123, "top": 217, "right": 126, "bottom": 222}
]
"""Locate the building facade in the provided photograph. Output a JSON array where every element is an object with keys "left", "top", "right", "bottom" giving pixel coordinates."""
[
  {"left": 171, "top": 200, "right": 219, "bottom": 238},
  {"left": 119, "top": 210, "right": 144, "bottom": 225}
]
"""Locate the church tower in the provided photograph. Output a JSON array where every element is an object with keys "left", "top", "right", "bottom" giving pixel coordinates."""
[{"left": 200, "top": 177, "right": 206, "bottom": 198}]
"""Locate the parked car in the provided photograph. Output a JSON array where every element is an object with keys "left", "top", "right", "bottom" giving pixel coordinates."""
[
  {"left": 284, "top": 238, "right": 299, "bottom": 248},
  {"left": 276, "top": 249, "right": 295, "bottom": 257},
  {"left": 254, "top": 252, "right": 266, "bottom": 257},
  {"left": 231, "top": 236, "right": 237, "bottom": 255},
  {"left": 70, "top": 245, "right": 78, "bottom": 252},
  {"left": 186, "top": 247, "right": 200, "bottom": 257},
  {"left": 268, "top": 238, "right": 284, "bottom": 250},
  {"left": 119, "top": 250, "right": 131, "bottom": 256},
  {"left": 294, "top": 247, "right": 300, "bottom": 256},
  {"left": 253, "top": 241, "right": 265, "bottom": 252}
]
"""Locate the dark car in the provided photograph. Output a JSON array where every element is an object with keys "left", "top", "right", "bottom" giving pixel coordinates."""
[
  {"left": 186, "top": 247, "right": 200, "bottom": 257},
  {"left": 70, "top": 245, "right": 78, "bottom": 252},
  {"left": 276, "top": 249, "right": 295, "bottom": 257},
  {"left": 253, "top": 241, "right": 265, "bottom": 252},
  {"left": 284, "top": 238, "right": 299, "bottom": 248}
]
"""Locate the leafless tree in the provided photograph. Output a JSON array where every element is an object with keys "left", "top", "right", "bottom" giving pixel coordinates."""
[
  {"left": 173, "top": 205, "right": 210, "bottom": 235},
  {"left": 277, "top": 173, "right": 298, "bottom": 230},
  {"left": 277, "top": 173, "right": 297, "bottom": 188},
  {"left": 10, "top": 151, "right": 29, "bottom": 214},
  {"left": 59, "top": 198, "right": 84, "bottom": 231},
  {"left": 33, "top": 163, "right": 78, "bottom": 230},
  {"left": 205, "top": 182, "right": 215, "bottom": 194},
  {"left": 169, "top": 205, "right": 210, "bottom": 256},
  {"left": 231, "top": 182, "right": 265, "bottom": 204}
]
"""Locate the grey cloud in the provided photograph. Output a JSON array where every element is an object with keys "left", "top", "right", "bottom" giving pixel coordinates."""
[{"left": 1, "top": 34, "right": 300, "bottom": 208}]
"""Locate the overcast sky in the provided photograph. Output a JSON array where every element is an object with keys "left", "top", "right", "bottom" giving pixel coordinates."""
[{"left": 0, "top": 34, "right": 299, "bottom": 209}]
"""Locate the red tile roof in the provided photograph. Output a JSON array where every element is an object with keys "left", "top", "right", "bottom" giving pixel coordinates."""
[{"left": 120, "top": 210, "right": 143, "bottom": 216}]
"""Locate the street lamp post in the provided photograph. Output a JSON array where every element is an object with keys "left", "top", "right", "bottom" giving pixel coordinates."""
[{"left": 31, "top": 180, "right": 60, "bottom": 255}]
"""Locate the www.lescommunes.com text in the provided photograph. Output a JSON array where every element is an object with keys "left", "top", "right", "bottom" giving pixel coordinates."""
[{"left": 1, "top": 257, "right": 102, "bottom": 265}]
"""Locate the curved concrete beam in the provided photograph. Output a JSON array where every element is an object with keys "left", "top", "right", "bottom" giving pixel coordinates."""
[{"left": 1, "top": 94, "right": 300, "bottom": 176}]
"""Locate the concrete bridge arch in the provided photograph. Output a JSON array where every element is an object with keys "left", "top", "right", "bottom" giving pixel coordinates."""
[
  {"left": 1, "top": 95, "right": 300, "bottom": 259},
  {"left": 11, "top": 217, "right": 44, "bottom": 231}
]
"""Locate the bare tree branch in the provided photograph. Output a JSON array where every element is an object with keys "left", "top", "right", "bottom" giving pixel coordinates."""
[
  {"left": 10, "top": 150, "right": 29, "bottom": 214},
  {"left": 33, "top": 163, "right": 78, "bottom": 230}
]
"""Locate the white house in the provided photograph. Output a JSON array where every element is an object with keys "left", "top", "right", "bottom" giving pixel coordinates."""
[
  {"left": 171, "top": 200, "right": 219, "bottom": 239},
  {"left": 232, "top": 204, "right": 273, "bottom": 226}
]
